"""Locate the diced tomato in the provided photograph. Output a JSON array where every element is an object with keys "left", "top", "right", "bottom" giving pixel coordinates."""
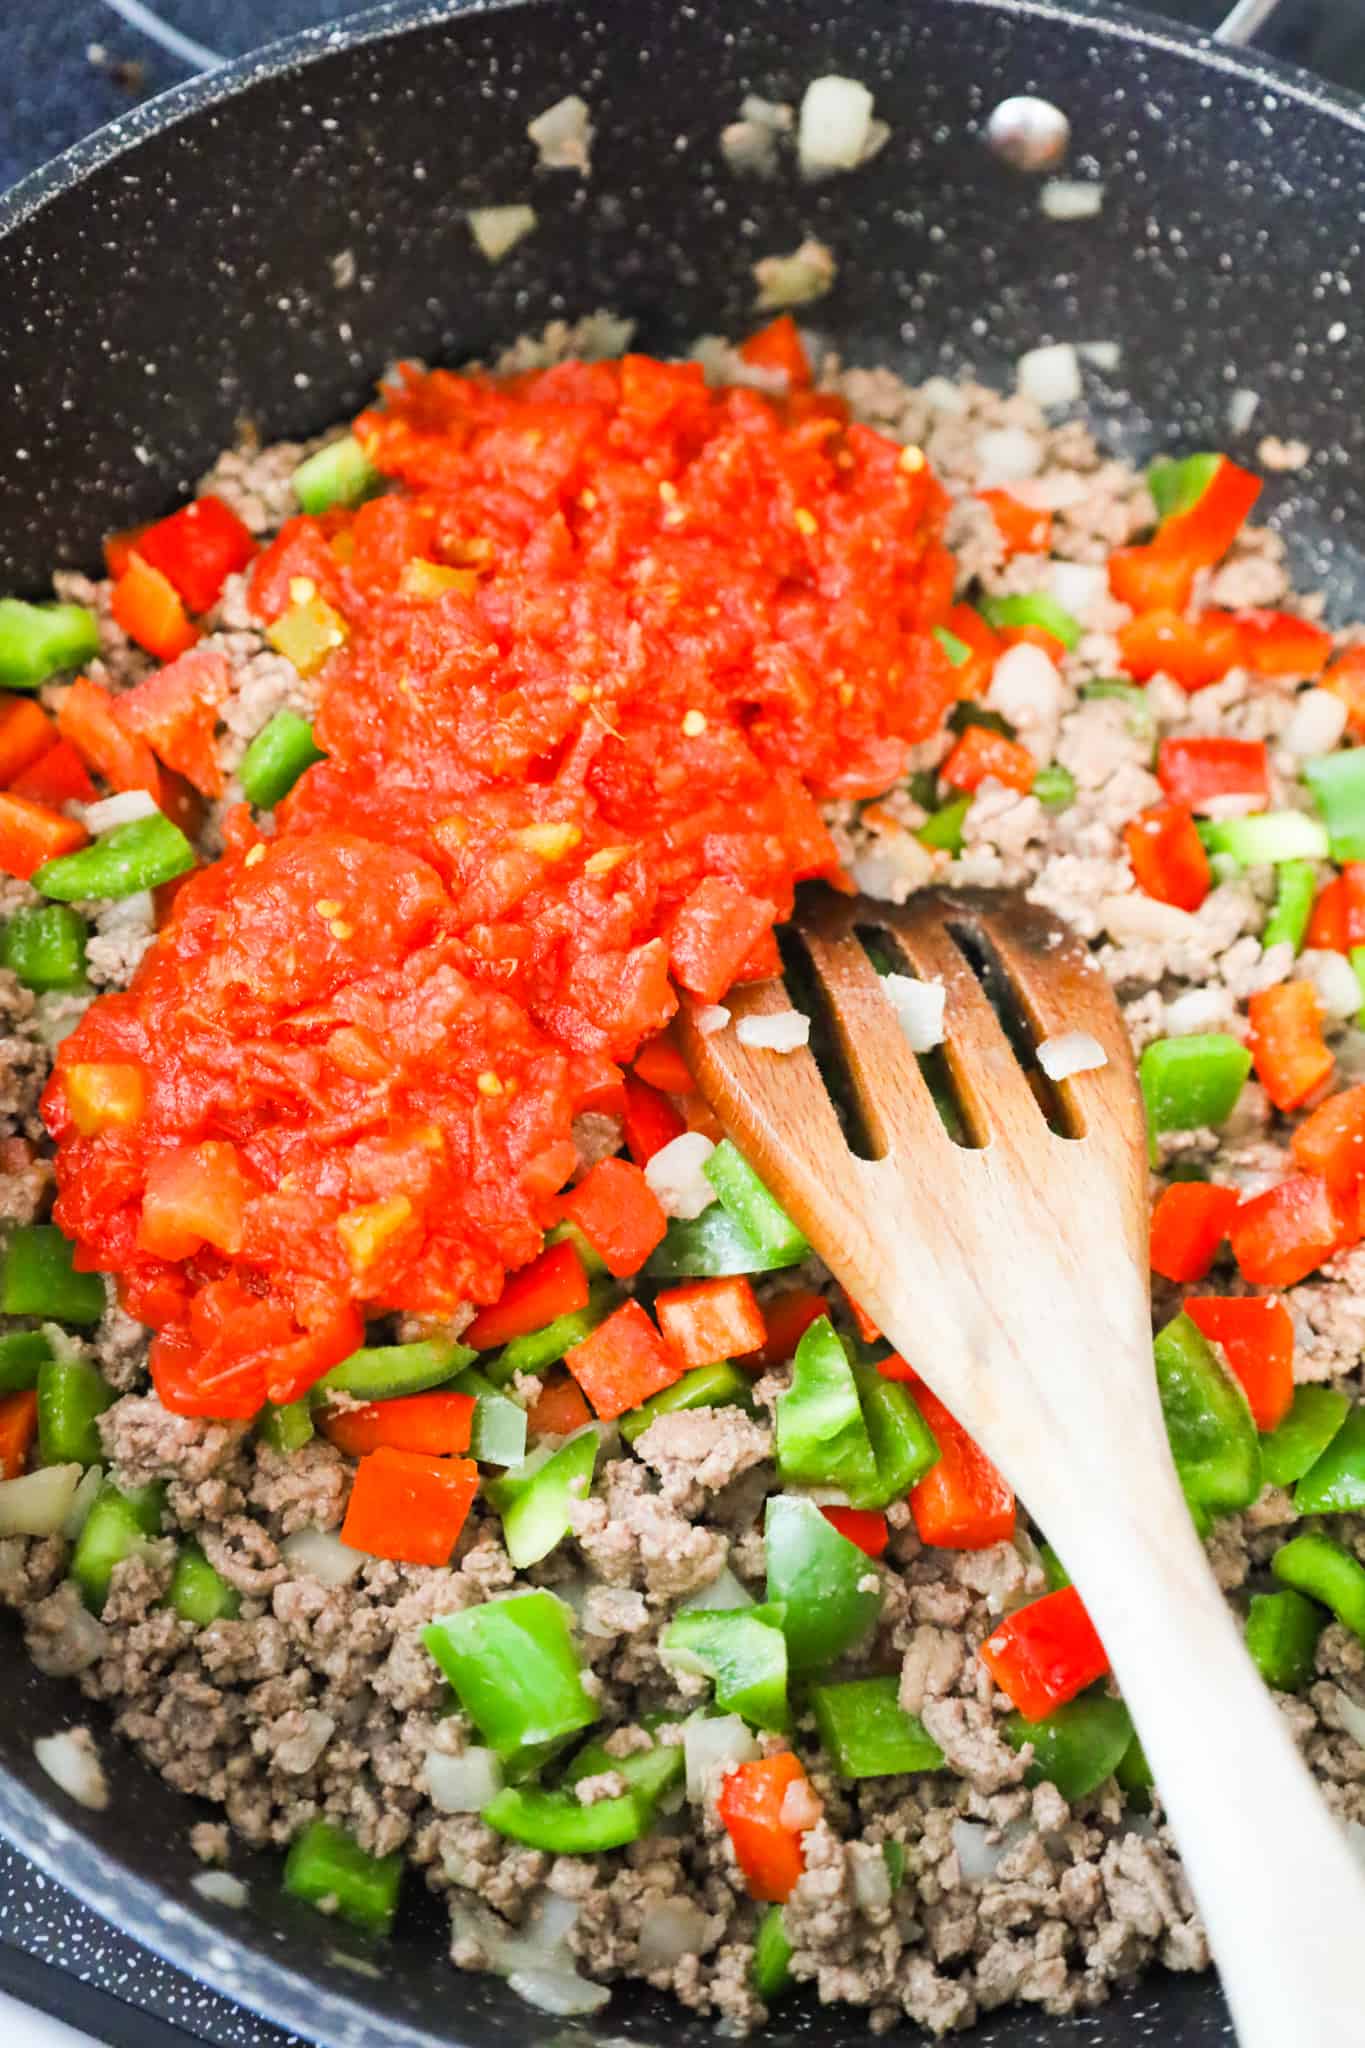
[
  {"left": 980, "top": 1585, "right": 1109, "bottom": 1721},
  {"left": 621, "top": 1071, "right": 687, "bottom": 1166},
  {"left": 8, "top": 740, "right": 97, "bottom": 807},
  {"left": 1246, "top": 981, "right": 1334, "bottom": 1113},
  {"left": 57, "top": 675, "right": 164, "bottom": 800},
  {"left": 137, "top": 1141, "right": 253, "bottom": 1260},
  {"left": 1230, "top": 1173, "right": 1353, "bottom": 1288},
  {"left": 1122, "top": 800, "right": 1210, "bottom": 912},
  {"left": 465, "top": 1239, "right": 589, "bottom": 1349},
  {"left": 1292, "top": 1085, "right": 1365, "bottom": 1194},
  {"left": 1156, "top": 735, "right": 1269, "bottom": 811},
  {"left": 320, "top": 1391, "right": 475, "bottom": 1458},
  {"left": 565, "top": 1298, "right": 683, "bottom": 1421},
  {"left": 976, "top": 489, "right": 1052, "bottom": 556},
  {"left": 716, "top": 1752, "right": 815, "bottom": 1902},
  {"left": 134, "top": 495, "right": 256, "bottom": 616},
  {"left": 669, "top": 877, "right": 778, "bottom": 1004},
  {"left": 1158, "top": 457, "right": 1262, "bottom": 565},
  {"left": 247, "top": 515, "right": 347, "bottom": 624},
  {"left": 847, "top": 1298, "right": 881, "bottom": 1345},
  {"left": 738, "top": 315, "right": 812, "bottom": 388},
  {"left": 1148, "top": 1181, "right": 1239, "bottom": 1283},
  {"left": 1107, "top": 544, "right": 1197, "bottom": 616},
  {"left": 940, "top": 724, "right": 1036, "bottom": 795},
  {"left": 820, "top": 1505, "right": 889, "bottom": 1557},
  {"left": 340, "top": 1447, "right": 479, "bottom": 1566},
  {"left": 527, "top": 1369, "right": 594, "bottom": 1437},
  {"left": 632, "top": 1031, "right": 695, "bottom": 1097},
  {"left": 110, "top": 555, "right": 200, "bottom": 661},
  {"left": 907, "top": 1378, "right": 1016, "bottom": 1549},
  {"left": 1236, "top": 609, "right": 1333, "bottom": 679},
  {"left": 562, "top": 1156, "right": 668, "bottom": 1277},
  {"left": 1183, "top": 1295, "right": 1294, "bottom": 1431},
  {"left": 741, "top": 1288, "right": 830, "bottom": 1370},
  {"left": 1117, "top": 609, "right": 1244, "bottom": 690},
  {"left": 0, "top": 793, "right": 87, "bottom": 881},
  {"left": 63, "top": 1061, "right": 147, "bottom": 1136},
  {"left": 0, "top": 697, "right": 56, "bottom": 788},
  {"left": 149, "top": 1324, "right": 267, "bottom": 1420},
  {"left": 941, "top": 604, "right": 1002, "bottom": 699},
  {"left": 262, "top": 1300, "right": 365, "bottom": 1408},
  {"left": 0, "top": 1389, "right": 39, "bottom": 1480},
  {"left": 116, "top": 646, "right": 231, "bottom": 798},
  {"left": 654, "top": 1275, "right": 766, "bottom": 1369}
]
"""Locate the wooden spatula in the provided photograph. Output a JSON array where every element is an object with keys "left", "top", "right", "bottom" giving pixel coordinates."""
[{"left": 678, "top": 883, "right": 1365, "bottom": 2048}]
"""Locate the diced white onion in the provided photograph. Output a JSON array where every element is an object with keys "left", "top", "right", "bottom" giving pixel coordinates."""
[
  {"left": 35, "top": 1729, "right": 109, "bottom": 1811},
  {"left": 987, "top": 642, "right": 1063, "bottom": 736},
  {"left": 721, "top": 120, "right": 781, "bottom": 178},
  {"left": 1165, "top": 987, "right": 1234, "bottom": 1036},
  {"left": 95, "top": 890, "right": 156, "bottom": 935},
  {"left": 451, "top": 1892, "right": 608, "bottom": 2017},
  {"left": 192, "top": 1871, "right": 249, "bottom": 1908},
  {"left": 280, "top": 1525, "right": 369, "bottom": 1586},
  {"left": 952, "top": 1818, "right": 1008, "bottom": 1881},
  {"left": 1037, "top": 1031, "right": 1107, "bottom": 1080},
  {"left": 753, "top": 239, "right": 836, "bottom": 311},
  {"left": 1077, "top": 340, "right": 1121, "bottom": 372},
  {"left": 1004, "top": 472, "right": 1092, "bottom": 512},
  {"left": 974, "top": 427, "right": 1043, "bottom": 486},
  {"left": 526, "top": 95, "right": 593, "bottom": 174},
  {"left": 1016, "top": 343, "right": 1082, "bottom": 409},
  {"left": 1040, "top": 178, "right": 1105, "bottom": 220},
  {"left": 919, "top": 376, "right": 968, "bottom": 416},
  {"left": 637, "top": 1897, "right": 711, "bottom": 1970},
  {"left": 852, "top": 1847, "right": 893, "bottom": 1912},
  {"left": 683, "top": 1714, "right": 760, "bottom": 1803},
  {"left": 695, "top": 1004, "right": 731, "bottom": 1035},
  {"left": 62, "top": 1463, "right": 105, "bottom": 1541},
  {"left": 1299, "top": 949, "right": 1363, "bottom": 1022},
  {"left": 735, "top": 1010, "right": 810, "bottom": 1052},
  {"left": 426, "top": 1746, "right": 504, "bottom": 1813},
  {"left": 0, "top": 1463, "right": 82, "bottom": 1538},
  {"left": 34, "top": 996, "right": 90, "bottom": 1052},
  {"left": 1283, "top": 688, "right": 1349, "bottom": 757},
  {"left": 82, "top": 790, "right": 159, "bottom": 833},
  {"left": 1334, "top": 1688, "right": 1365, "bottom": 1749},
  {"left": 797, "top": 76, "right": 874, "bottom": 178},
  {"left": 1101, "top": 893, "right": 1198, "bottom": 944},
  {"left": 1227, "top": 388, "right": 1261, "bottom": 435},
  {"left": 644, "top": 1132, "right": 717, "bottom": 1219},
  {"left": 28, "top": 1596, "right": 107, "bottom": 1676},
  {"left": 1047, "top": 559, "right": 1108, "bottom": 619},
  {"left": 677, "top": 1564, "right": 754, "bottom": 1614},
  {"left": 779, "top": 1777, "right": 823, "bottom": 1831},
  {"left": 882, "top": 972, "right": 946, "bottom": 1053},
  {"left": 467, "top": 206, "right": 538, "bottom": 263},
  {"left": 507, "top": 1968, "right": 610, "bottom": 2018}
]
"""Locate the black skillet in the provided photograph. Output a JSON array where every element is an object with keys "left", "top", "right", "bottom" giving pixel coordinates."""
[{"left": 1, "top": 0, "right": 1362, "bottom": 2041}]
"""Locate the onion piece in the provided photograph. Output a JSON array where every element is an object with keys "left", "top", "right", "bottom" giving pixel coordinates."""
[
  {"left": 0, "top": 1463, "right": 82, "bottom": 1538},
  {"left": 62, "top": 1463, "right": 105, "bottom": 1541},
  {"left": 1334, "top": 1689, "right": 1365, "bottom": 1750},
  {"left": 882, "top": 972, "right": 945, "bottom": 1053},
  {"left": 280, "top": 1526, "right": 369, "bottom": 1586},
  {"left": 677, "top": 1564, "right": 755, "bottom": 1614},
  {"left": 1047, "top": 560, "right": 1108, "bottom": 620},
  {"left": 952, "top": 1817, "right": 1007, "bottom": 1881},
  {"left": 1040, "top": 178, "right": 1104, "bottom": 220},
  {"left": 1283, "top": 688, "right": 1349, "bottom": 758},
  {"left": 426, "top": 1746, "right": 504, "bottom": 1813},
  {"left": 467, "top": 206, "right": 538, "bottom": 264},
  {"left": 645, "top": 1132, "right": 718, "bottom": 1219},
  {"left": 507, "top": 1967, "right": 610, "bottom": 2017},
  {"left": 1101, "top": 893, "right": 1197, "bottom": 945},
  {"left": 852, "top": 1845, "right": 892, "bottom": 1912},
  {"left": 919, "top": 376, "right": 968, "bottom": 416},
  {"left": 1077, "top": 340, "right": 1121, "bottom": 372},
  {"left": 694, "top": 1004, "right": 731, "bottom": 1035},
  {"left": 974, "top": 427, "right": 1043, "bottom": 486},
  {"left": 797, "top": 76, "right": 874, "bottom": 178},
  {"left": 1299, "top": 949, "right": 1363, "bottom": 1022},
  {"left": 683, "top": 1714, "right": 759, "bottom": 1803},
  {"left": 638, "top": 1896, "right": 710, "bottom": 1970},
  {"left": 988, "top": 643, "right": 1063, "bottom": 739},
  {"left": 753, "top": 238, "right": 836, "bottom": 312},
  {"left": 779, "top": 1777, "right": 823, "bottom": 1831},
  {"left": 1037, "top": 1031, "right": 1107, "bottom": 1080},
  {"left": 735, "top": 1011, "right": 810, "bottom": 1052},
  {"left": 82, "top": 790, "right": 160, "bottom": 833},
  {"left": 192, "top": 1870, "right": 249, "bottom": 1908},
  {"left": 35, "top": 1728, "right": 109, "bottom": 1811},
  {"left": 1017, "top": 343, "right": 1082, "bottom": 409},
  {"left": 1227, "top": 388, "right": 1261, "bottom": 435},
  {"left": 526, "top": 96, "right": 593, "bottom": 175}
]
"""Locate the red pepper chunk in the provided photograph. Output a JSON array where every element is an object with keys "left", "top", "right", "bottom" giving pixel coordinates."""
[
  {"left": 1117, "top": 610, "right": 1244, "bottom": 691},
  {"left": 0, "top": 1389, "right": 39, "bottom": 1480},
  {"left": 940, "top": 604, "right": 1001, "bottom": 699},
  {"left": 0, "top": 794, "right": 88, "bottom": 882},
  {"left": 1292, "top": 1085, "right": 1365, "bottom": 1194},
  {"left": 1159, "top": 457, "right": 1262, "bottom": 566},
  {"left": 1246, "top": 981, "right": 1334, "bottom": 1113},
  {"left": 1323, "top": 647, "right": 1365, "bottom": 736},
  {"left": 1183, "top": 1295, "right": 1295, "bottom": 1431},
  {"left": 1236, "top": 609, "right": 1333, "bottom": 679},
  {"left": 320, "top": 1391, "right": 475, "bottom": 1458},
  {"left": 57, "top": 675, "right": 165, "bottom": 801},
  {"left": 632, "top": 1032, "right": 695, "bottom": 1097},
  {"left": 738, "top": 315, "right": 812, "bottom": 388},
  {"left": 135, "top": 494, "right": 257, "bottom": 616},
  {"left": 0, "top": 698, "right": 56, "bottom": 788},
  {"left": 465, "top": 1239, "right": 589, "bottom": 1349},
  {"left": 976, "top": 489, "right": 1052, "bottom": 556},
  {"left": 110, "top": 556, "right": 200, "bottom": 662},
  {"left": 741, "top": 1288, "right": 830, "bottom": 1370},
  {"left": 562, "top": 1156, "right": 668, "bottom": 1277},
  {"left": 340, "top": 1448, "right": 479, "bottom": 1566},
  {"left": 565, "top": 1298, "right": 683, "bottom": 1421},
  {"left": 654, "top": 1275, "right": 766, "bottom": 1369},
  {"left": 8, "top": 740, "right": 96, "bottom": 808},
  {"left": 941, "top": 725, "right": 1036, "bottom": 795},
  {"left": 116, "top": 646, "right": 232, "bottom": 799},
  {"left": 527, "top": 1370, "right": 593, "bottom": 1438},
  {"left": 1123, "top": 801, "right": 1210, "bottom": 912},
  {"left": 906, "top": 1377, "right": 1015, "bottom": 1550},
  {"left": 1306, "top": 877, "right": 1349, "bottom": 953},
  {"left": 820, "top": 1505, "right": 889, "bottom": 1557},
  {"left": 980, "top": 1586, "right": 1109, "bottom": 1722},
  {"left": 1149, "top": 1181, "right": 1239, "bottom": 1284},
  {"left": 1156, "top": 736, "right": 1269, "bottom": 811},
  {"left": 847, "top": 1298, "right": 882, "bottom": 1344},
  {"left": 1107, "top": 544, "right": 1196, "bottom": 616},
  {"left": 1230, "top": 1173, "right": 1353, "bottom": 1288},
  {"left": 621, "top": 1072, "right": 686, "bottom": 1165},
  {"left": 716, "top": 1752, "right": 815, "bottom": 1902}
]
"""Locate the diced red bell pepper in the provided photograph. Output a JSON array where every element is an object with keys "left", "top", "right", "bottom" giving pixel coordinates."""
[
  {"left": 263, "top": 1300, "right": 367, "bottom": 1408},
  {"left": 0, "top": 1388, "right": 39, "bottom": 1480},
  {"left": 976, "top": 489, "right": 1052, "bottom": 556},
  {"left": 741, "top": 1288, "right": 831, "bottom": 1370},
  {"left": 110, "top": 555, "right": 200, "bottom": 661},
  {"left": 1107, "top": 544, "right": 1197, "bottom": 616},
  {"left": 465, "top": 1238, "right": 590, "bottom": 1349},
  {"left": 149, "top": 1322, "right": 267, "bottom": 1420},
  {"left": 527, "top": 1370, "right": 594, "bottom": 1438},
  {"left": 57, "top": 675, "right": 165, "bottom": 800},
  {"left": 340, "top": 1447, "right": 479, "bottom": 1566},
  {"left": 320, "top": 1391, "right": 475, "bottom": 1458},
  {"left": 134, "top": 494, "right": 256, "bottom": 615},
  {"left": 1183, "top": 1295, "right": 1295, "bottom": 1431},
  {"left": 115, "top": 645, "right": 231, "bottom": 798},
  {"left": 0, "top": 697, "right": 56, "bottom": 788},
  {"left": 716, "top": 1752, "right": 815, "bottom": 1902},
  {"left": 738, "top": 315, "right": 812, "bottom": 387},
  {"left": 941, "top": 604, "right": 1002, "bottom": 699},
  {"left": 1156, "top": 735, "right": 1269, "bottom": 810},
  {"left": 1117, "top": 609, "right": 1244, "bottom": 690},
  {"left": 562, "top": 1156, "right": 668, "bottom": 1277},
  {"left": 940, "top": 724, "right": 1036, "bottom": 795},
  {"left": 564, "top": 1298, "right": 683, "bottom": 1421},
  {"left": 668, "top": 876, "right": 778, "bottom": 1005},
  {"left": 907, "top": 1377, "right": 1016, "bottom": 1549},
  {"left": 632, "top": 1031, "right": 695, "bottom": 1097},
  {"left": 621, "top": 1071, "right": 687, "bottom": 1165},
  {"left": 996, "top": 623, "right": 1069, "bottom": 664},
  {"left": 1148, "top": 1181, "right": 1240, "bottom": 1283},
  {"left": 980, "top": 1585, "right": 1109, "bottom": 1721},
  {"left": 1306, "top": 877, "right": 1349, "bottom": 953},
  {"left": 1230, "top": 1173, "right": 1353, "bottom": 1288},
  {"left": 1236, "top": 609, "right": 1333, "bottom": 679},
  {"left": 1323, "top": 647, "right": 1365, "bottom": 736},
  {"left": 847, "top": 1298, "right": 881, "bottom": 1344},
  {"left": 8, "top": 739, "right": 97, "bottom": 807},
  {"left": 654, "top": 1275, "right": 767, "bottom": 1369},
  {"left": 1158, "top": 456, "right": 1262, "bottom": 566},
  {"left": 136, "top": 1140, "right": 253, "bottom": 1260},
  {"left": 1292, "top": 1085, "right": 1365, "bottom": 1194},
  {"left": 820, "top": 1505, "right": 889, "bottom": 1557},
  {"left": 1122, "top": 800, "right": 1210, "bottom": 912},
  {"left": 1246, "top": 981, "right": 1334, "bottom": 1113},
  {"left": 104, "top": 524, "right": 151, "bottom": 582},
  {"left": 0, "top": 793, "right": 88, "bottom": 881}
]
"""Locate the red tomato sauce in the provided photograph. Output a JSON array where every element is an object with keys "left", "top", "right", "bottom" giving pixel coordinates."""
[{"left": 43, "top": 354, "right": 957, "bottom": 1413}]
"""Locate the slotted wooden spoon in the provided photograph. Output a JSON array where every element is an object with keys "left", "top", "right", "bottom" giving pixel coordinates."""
[{"left": 678, "top": 884, "right": 1365, "bottom": 2048}]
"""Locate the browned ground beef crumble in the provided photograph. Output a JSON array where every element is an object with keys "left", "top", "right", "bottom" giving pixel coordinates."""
[{"left": 4, "top": 314, "right": 1365, "bottom": 2037}]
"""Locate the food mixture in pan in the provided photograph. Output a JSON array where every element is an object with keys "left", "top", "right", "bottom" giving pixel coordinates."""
[{"left": 3, "top": 308, "right": 1365, "bottom": 2038}]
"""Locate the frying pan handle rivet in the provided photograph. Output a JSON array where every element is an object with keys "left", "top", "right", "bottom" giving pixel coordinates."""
[{"left": 985, "top": 96, "right": 1071, "bottom": 171}]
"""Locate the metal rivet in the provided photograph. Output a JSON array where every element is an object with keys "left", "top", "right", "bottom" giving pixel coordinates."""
[{"left": 985, "top": 96, "right": 1072, "bottom": 172}]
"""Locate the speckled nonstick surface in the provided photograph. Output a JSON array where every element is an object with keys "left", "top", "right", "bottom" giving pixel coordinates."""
[{"left": 1, "top": 0, "right": 1362, "bottom": 2041}]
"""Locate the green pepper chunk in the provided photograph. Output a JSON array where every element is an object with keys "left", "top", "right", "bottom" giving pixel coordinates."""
[
  {"left": 238, "top": 709, "right": 326, "bottom": 809},
  {"left": 1292, "top": 1404, "right": 1365, "bottom": 1515},
  {"left": 1039, "top": 1543, "right": 1072, "bottom": 1593},
  {"left": 422, "top": 1590, "right": 597, "bottom": 1768},
  {"left": 1273, "top": 1532, "right": 1365, "bottom": 1641},
  {"left": 764, "top": 1494, "right": 882, "bottom": 1675},
  {"left": 36, "top": 1355, "right": 113, "bottom": 1466},
  {"left": 1260, "top": 1385, "right": 1350, "bottom": 1489},
  {"left": 703, "top": 1142, "right": 809, "bottom": 1266},
  {"left": 1139, "top": 1035, "right": 1252, "bottom": 1159},
  {"left": 169, "top": 1542, "right": 241, "bottom": 1625},
  {"left": 1260, "top": 859, "right": 1318, "bottom": 955},
  {"left": 487, "top": 1277, "right": 618, "bottom": 1383},
  {"left": 1246, "top": 1588, "right": 1324, "bottom": 1692},
  {"left": 1153, "top": 1312, "right": 1261, "bottom": 1514},
  {"left": 482, "top": 1783, "right": 647, "bottom": 1853},
  {"left": 0, "top": 599, "right": 101, "bottom": 690},
  {"left": 1032, "top": 763, "right": 1076, "bottom": 813},
  {"left": 292, "top": 436, "right": 383, "bottom": 516},
  {"left": 1115, "top": 1731, "right": 1154, "bottom": 1809},
  {"left": 852, "top": 1365, "right": 939, "bottom": 1506},
  {"left": 620, "top": 1358, "right": 751, "bottom": 1444},
  {"left": 978, "top": 592, "right": 1081, "bottom": 651},
  {"left": 917, "top": 794, "right": 971, "bottom": 854},
  {"left": 315, "top": 1336, "right": 474, "bottom": 1402},
  {"left": 545, "top": 1217, "right": 610, "bottom": 1279},
  {"left": 1003, "top": 1693, "right": 1133, "bottom": 1801},
  {"left": 1305, "top": 750, "right": 1365, "bottom": 862},
  {"left": 2, "top": 1225, "right": 105, "bottom": 1325},
  {"left": 646, "top": 1203, "right": 802, "bottom": 1279},
  {"left": 752, "top": 1904, "right": 793, "bottom": 2000},
  {"left": 283, "top": 1819, "right": 402, "bottom": 1935},
  {"left": 947, "top": 700, "right": 1015, "bottom": 741},
  {"left": 775, "top": 1318, "right": 877, "bottom": 1499},
  {"left": 810, "top": 1675, "right": 944, "bottom": 1778},
  {"left": 71, "top": 1481, "right": 165, "bottom": 1614},
  {"left": 469, "top": 1393, "right": 527, "bottom": 1466},
  {"left": 0, "top": 905, "right": 88, "bottom": 992},
  {"left": 1148, "top": 452, "right": 1222, "bottom": 523},
  {"left": 0, "top": 1329, "right": 53, "bottom": 1394},
  {"left": 486, "top": 1427, "right": 598, "bottom": 1567},
  {"left": 1199, "top": 812, "right": 1329, "bottom": 866},
  {"left": 1350, "top": 947, "right": 1365, "bottom": 1030},
  {"left": 563, "top": 1732, "right": 684, "bottom": 1810},
  {"left": 882, "top": 1839, "right": 907, "bottom": 1890},
  {"left": 34, "top": 813, "right": 196, "bottom": 903},
  {"left": 933, "top": 626, "right": 971, "bottom": 669},
  {"left": 662, "top": 1603, "right": 790, "bottom": 1731},
  {"left": 258, "top": 1399, "right": 315, "bottom": 1454}
]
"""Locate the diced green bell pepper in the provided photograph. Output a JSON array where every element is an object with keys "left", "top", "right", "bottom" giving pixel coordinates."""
[
  {"left": 1032, "top": 763, "right": 1076, "bottom": 813},
  {"left": 283, "top": 1819, "right": 402, "bottom": 1935},
  {"left": 0, "top": 599, "right": 100, "bottom": 689},
  {"left": 486, "top": 1277, "right": 618, "bottom": 1384},
  {"left": 752, "top": 1904, "right": 793, "bottom": 2000},
  {"left": 1260, "top": 859, "right": 1318, "bottom": 955},
  {"left": 1199, "top": 812, "right": 1330, "bottom": 866},
  {"left": 810, "top": 1675, "right": 944, "bottom": 1778},
  {"left": 315, "top": 1336, "right": 474, "bottom": 1402},
  {"left": 764, "top": 1493, "right": 882, "bottom": 1675},
  {"left": 1292, "top": 1403, "right": 1365, "bottom": 1514},
  {"left": 852, "top": 1364, "right": 939, "bottom": 1506},
  {"left": 933, "top": 626, "right": 972, "bottom": 669},
  {"left": 36, "top": 1354, "right": 113, "bottom": 1466},
  {"left": 1004, "top": 1692, "right": 1133, "bottom": 1801},
  {"left": 1273, "top": 1531, "right": 1365, "bottom": 1641},
  {"left": 422, "top": 1590, "right": 597, "bottom": 1768},
  {"left": 1260, "top": 1384, "right": 1350, "bottom": 1490},
  {"left": 0, "top": 905, "right": 88, "bottom": 992},
  {"left": 662, "top": 1603, "right": 790, "bottom": 1731},
  {"left": 258, "top": 1399, "right": 315, "bottom": 1453},
  {"left": 292, "top": 436, "right": 382, "bottom": 516},
  {"left": 545, "top": 1218, "right": 610, "bottom": 1280},
  {"left": 775, "top": 1318, "right": 877, "bottom": 1499},
  {"left": 1147, "top": 452, "right": 1221, "bottom": 523},
  {"left": 34, "top": 813, "right": 197, "bottom": 902},
  {"left": 1139, "top": 1035, "right": 1252, "bottom": 1161},
  {"left": 2, "top": 1226, "right": 105, "bottom": 1325},
  {"left": 1304, "top": 750, "right": 1365, "bottom": 862},
  {"left": 469, "top": 1393, "right": 527, "bottom": 1466},
  {"left": 71, "top": 1480, "right": 165, "bottom": 1613},
  {"left": 947, "top": 701, "right": 1015, "bottom": 741},
  {"left": 978, "top": 592, "right": 1081, "bottom": 651},
  {"left": 1245, "top": 1588, "right": 1324, "bottom": 1692},
  {"left": 1040, "top": 1543, "right": 1072, "bottom": 1592},
  {"left": 486, "top": 1426, "right": 598, "bottom": 1567},
  {"left": 646, "top": 1202, "right": 803, "bottom": 1279},
  {"left": 0, "top": 1329, "right": 53, "bottom": 1394},
  {"left": 238, "top": 709, "right": 325, "bottom": 809},
  {"left": 563, "top": 1732, "right": 684, "bottom": 1810},
  {"left": 1115, "top": 1731, "right": 1154, "bottom": 1809},
  {"left": 620, "top": 1358, "right": 751, "bottom": 1445},
  {"left": 703, "top": 1141, "right": 809, "bottom": 1266},
  {"left": 1153, "top": 1312, "right": 1261, "bottom": 1514},
  {"left": 482, "top": 1782, "right": 647, "bottom": 1853},
  {"left": 917, "top": 794, "right": 972, "bottom": 854},
  {"left": 882, "top": 1839, "right": 907, "bottom": 1890},
  {"left": 170, "top": 1542, "right": 241, "bottom": 1625},
  {"left": 1350, "top": 947, "right": 1365, "bottom": 1029}
]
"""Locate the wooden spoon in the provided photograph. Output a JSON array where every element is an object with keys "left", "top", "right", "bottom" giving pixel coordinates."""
[{"left": 678, "top": 883, "right": 1365, "bottom": 2048}]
